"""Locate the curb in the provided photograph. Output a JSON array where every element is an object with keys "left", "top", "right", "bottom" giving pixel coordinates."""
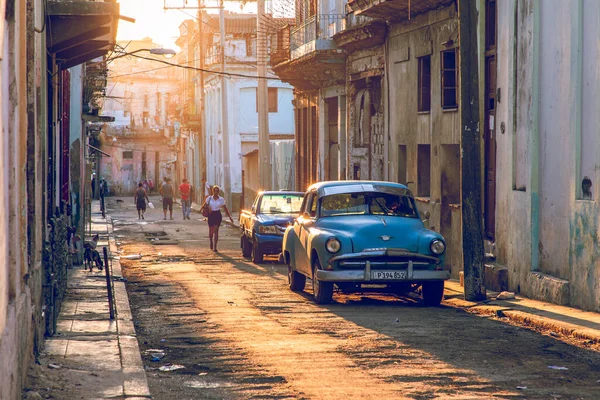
[
  {"left": 107, "top": 216, "right": 152, "bottom": 398},
  {"left": 444, "top": 283, "right": 600, "bottom": 345}
]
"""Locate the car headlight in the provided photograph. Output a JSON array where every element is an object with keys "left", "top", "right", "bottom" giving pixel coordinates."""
[
  {"left": 325, "top": 237, "right": 341, "bottom": 253},
  {"left": 430, "top": 239, "right": 446, "bottom": 255},
  {"left": 259, "top": 225, "right": 278, "bottom": 234}
]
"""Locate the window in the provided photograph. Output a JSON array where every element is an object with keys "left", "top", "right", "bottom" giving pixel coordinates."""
[
  {"left": 122, "top": 151, "right": 133, "bottom": 160},
  {"left": 256, "top": 87, "right": 278, "bottom": 113},
  {"left": 417, "top": 144, "right": 431, "bottom": 197},
  {"left": 441, "top": 49, "right": 458, "bottom": 109},
  {"left": 418, "top": 56, "right": 431, "bottom": 112}
]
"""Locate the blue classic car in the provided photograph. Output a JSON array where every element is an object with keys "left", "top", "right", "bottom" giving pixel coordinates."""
[
  {"left": 281, "top": 181, "right": 449, "bottom": 305},
  {"left": 240, "top": 191, "right": 305, "bottom": 263}
]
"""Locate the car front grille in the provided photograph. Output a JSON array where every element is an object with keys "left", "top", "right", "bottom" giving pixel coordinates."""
[{"left": 339, "top": 260, "right": 431, "bottom": 269}]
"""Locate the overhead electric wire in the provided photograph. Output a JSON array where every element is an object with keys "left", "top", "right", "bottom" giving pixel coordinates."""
[{"left": 123, "top": 52, "right": 325, "bottom": 84}]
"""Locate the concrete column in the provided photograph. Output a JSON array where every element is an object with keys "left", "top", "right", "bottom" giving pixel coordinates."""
[{"left": 338, "top": 95, "right": 347, "bottom": 180}]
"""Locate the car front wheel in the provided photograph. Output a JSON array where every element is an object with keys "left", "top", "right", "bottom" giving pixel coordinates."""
[
  {"left": 288, "top": 263, "right": 306, "bottom": 292},
  {"left": 422, "top": 281, "right": 445, "bottom": 306},
  {"left": 312, "top": 258, "right": 333, "bottom": 304}
]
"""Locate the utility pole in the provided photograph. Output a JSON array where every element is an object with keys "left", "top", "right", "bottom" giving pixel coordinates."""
[
  {"left": 220, "top": 0, "right": 231, "bottom": 205},
  {"left": 257, "top": 0, "right": 271, "bottom": 189},
  {"left": 459, "top": 0, "right": 486, "bottom": 301},
  {"left": 197, "top": 2, "right": 206, "bottom": 202}
]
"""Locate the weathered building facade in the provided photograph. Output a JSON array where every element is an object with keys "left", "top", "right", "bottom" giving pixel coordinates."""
[
  {"left": 271, "top": 0, "right": 347, "bottom": 189},
  {"left": 201, "top": 13, "right": 295, "bottom": 210},
  {"left": 101, "top": 39, "right": 181, "bottom": 194},
  {"left": 494, "top": 0, "right": 600, "bottom": 311},
  {"left": 1, "top": 0, "right": 120, "bottom": 398}
]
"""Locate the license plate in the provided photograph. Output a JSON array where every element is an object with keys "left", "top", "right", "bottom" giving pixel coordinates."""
[{"left": 371, "top": 270, "right": 406, "bottom": 280}]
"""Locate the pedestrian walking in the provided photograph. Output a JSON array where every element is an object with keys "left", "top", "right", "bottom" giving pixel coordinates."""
[
  {"left": 148, "top": 179, "right": 154, "bottom": 193},
  {"left": 134, "top": 182, "right": 149, "bottom": 219},
  {"left": 142, "top": 179, "right": 149, "bottom": 192},
  {"left": 179, "top": 178, "right": 192, "bottom": 220},
  {"left": 160, "top": 178, "right": 174, "bottom": 220},
  {"left": 91, "top": 174, "right": 97, "bottom": 199},
  {"left": 202, "top": 185, "right": 233, "bottom": 252}
]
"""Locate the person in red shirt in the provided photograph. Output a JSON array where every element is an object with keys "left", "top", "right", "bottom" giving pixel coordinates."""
[{"left": 179, "top": 178, "right": 192, "bottom": 220}]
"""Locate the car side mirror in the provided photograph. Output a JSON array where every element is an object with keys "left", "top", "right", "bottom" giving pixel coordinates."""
[{"left": 422, "top": 210, "right": 431, "bottom": 222}]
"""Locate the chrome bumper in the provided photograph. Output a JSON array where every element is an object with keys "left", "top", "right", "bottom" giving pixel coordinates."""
[{"left": 316, "top": 261, "right": 450, "bottom": 283}]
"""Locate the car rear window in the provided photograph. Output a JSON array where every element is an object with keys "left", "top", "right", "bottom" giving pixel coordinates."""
[{"left": 260, "top": 194, "right": 304, "bottom": 214}]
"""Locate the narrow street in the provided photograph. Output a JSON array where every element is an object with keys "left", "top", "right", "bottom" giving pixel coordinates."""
[{"left": 107, "top": 197, "right": 600, "bottom": 400}]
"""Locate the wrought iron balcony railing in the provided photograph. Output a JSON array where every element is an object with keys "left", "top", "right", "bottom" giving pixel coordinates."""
[
  {"left": 343, "top": 13, "right": 375, "bottom": 29},
  {"left": 290, "top": 14, "right": 345, "bottom": 55}
]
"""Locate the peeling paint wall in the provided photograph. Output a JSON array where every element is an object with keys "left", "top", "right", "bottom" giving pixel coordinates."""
[
  {"left": 496, "top": 0, "right": 600, "bottom": 311},
  {"left": 0, "top": 0, "right": 45, "bottom": 397}
]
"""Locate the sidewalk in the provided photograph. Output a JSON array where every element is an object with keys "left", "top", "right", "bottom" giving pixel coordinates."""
[
  {"left": 444, "top": 280, "right": 600, "bottom": 344},
  {"left": 31, "top": 201, "right": 150, "bottom": 399}
]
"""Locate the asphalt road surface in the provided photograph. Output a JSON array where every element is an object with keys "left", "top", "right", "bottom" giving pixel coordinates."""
[{"left": 109, "top": 197, "right": 600, "bottom": 400}]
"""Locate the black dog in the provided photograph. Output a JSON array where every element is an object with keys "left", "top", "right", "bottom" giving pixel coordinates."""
[{"left": 83, "top": 234, "right": 103, "bottom": 271}]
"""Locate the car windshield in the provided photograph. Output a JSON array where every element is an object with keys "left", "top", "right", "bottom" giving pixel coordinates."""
[
  {"left": 320, "top": 192, "right": 419, "bottom": 218},
  {"left": 260, "top": 194, "right": 304, "bottom": 214}
]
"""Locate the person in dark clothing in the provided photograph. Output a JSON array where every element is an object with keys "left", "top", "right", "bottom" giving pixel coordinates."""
[
  {"left": 134, "top": 182, "right": 149, "bottom": 219},
  {"left": 160, "top": 178, "right": 174, "bottom": 220}
]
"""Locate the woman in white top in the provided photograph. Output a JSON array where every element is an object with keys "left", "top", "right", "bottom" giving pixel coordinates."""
[{"left": 203, "top": 185, "right": 233, "bottom": 252}]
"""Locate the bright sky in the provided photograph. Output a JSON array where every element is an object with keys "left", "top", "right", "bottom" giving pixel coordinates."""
[
  {"left": 117, "top": 0, "right": 258, "bottom": 51},
  {"left": 118, "top": 0, "right": 192, "bottom": 50}
]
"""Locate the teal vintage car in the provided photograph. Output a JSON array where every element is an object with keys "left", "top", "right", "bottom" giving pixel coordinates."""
[{"left": 281, "top": 181, "right": 449, "bottom": 305}]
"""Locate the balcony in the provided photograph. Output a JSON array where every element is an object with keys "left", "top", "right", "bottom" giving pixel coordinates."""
[
  {"left": 270, "top": 14, "right": 346, "bottom": 91},
  {"left": 290, "top": 14, "right": 345, "bottom": 59},
  {"left": 333, "top": 14, "right": 386, "bottom": 53},
  {"left": 347, "top": 0, "right": 454, "bottom": 21},
  {"left": 105, "top": 126, "right": 167, "bottom": 138},
  {"left": 204, "top": 46, "right": 223, "bottom": 67},
  {"left": 269, "top": 25, "right": 293, "bottom": 68}
]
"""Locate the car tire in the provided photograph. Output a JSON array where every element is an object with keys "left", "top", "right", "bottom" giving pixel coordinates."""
[
  {"left": 241, "top": 235, "right": 252, "bottom": 258},
  {"left": 288, "top": 264, "right": 306, "bottom": 292},
  {"left": 422, "top": 281, "right": 445, "bottom": 306},
  {"left": 312, "top": 258, "right": 333, "bottom": 304},
  {"left": 251, "top": 238, "right": 263, "bottom": 263}
]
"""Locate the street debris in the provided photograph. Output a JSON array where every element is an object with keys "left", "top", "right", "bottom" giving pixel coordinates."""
[
  {"left": 548, "top": 366, "right": 569, "bottom": 370},
  {"left": 112, "top": 275, "right": 128, "bottom": 282},
  {"left": 496, "top": 291, "right": 516, "bottom": 300},
  {"left": 48, "top": 363, "right": 61, "bottom": 369},
  {"left": 145, "top": 349, "right": 166, "bottom": 361},
  {"left": 159, "top": 364, "right": 185, "bottom": 372},
  {"left": 122, "top": 254, "right": 142, "bottom": 260},
  {"left": 516, "top": 386, "right": 527, "bottom": 390}
]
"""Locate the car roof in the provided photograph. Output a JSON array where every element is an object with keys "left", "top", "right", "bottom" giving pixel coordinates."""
[
  {"left": 304, "top": 181, "right": 411, "bottom": 197},
  {"left": 306, "top": 180, "right": 409, "bottom": 191},
  {"left": 260, "top": 191, "right": 304, "bottom": 196}
]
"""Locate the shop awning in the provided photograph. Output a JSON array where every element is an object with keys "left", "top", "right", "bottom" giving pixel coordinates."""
[{"left": 47, "top": 0, "right": 121, "bottom": 69}]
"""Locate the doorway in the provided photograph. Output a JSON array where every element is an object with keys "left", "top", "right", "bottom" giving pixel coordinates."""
[{"left": 484, "top": 0, "right": 497, "bottom": 240}]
